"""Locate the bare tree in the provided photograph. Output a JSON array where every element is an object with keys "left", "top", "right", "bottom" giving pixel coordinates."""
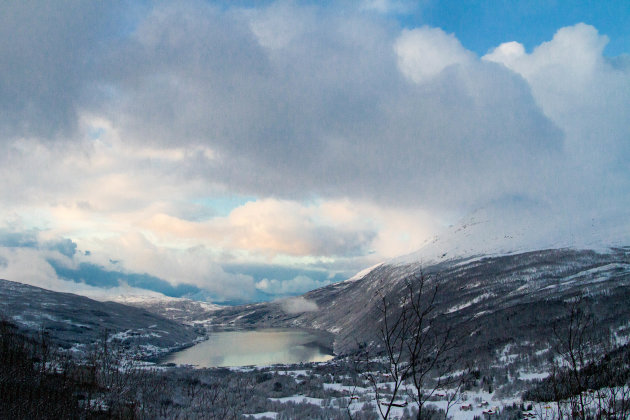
[
  {"left": 551, "top": 296, "right": 598, "bottom": 419},
  {"left": 370, "top": 273, "right": 467, "bottom": 420},
  {"left": 537, "top": 294, "right": 630, "bottom": 419}
]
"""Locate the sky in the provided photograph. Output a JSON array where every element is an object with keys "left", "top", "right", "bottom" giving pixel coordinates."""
[{"left": 0, "top": 0, "right": 629, "bottom": 304}]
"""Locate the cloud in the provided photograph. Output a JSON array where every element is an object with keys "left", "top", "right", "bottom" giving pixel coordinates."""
[
  {"left": 0, "top": 229, "right": 76, "bottom": 258},
  {"left": 0, "top": 2, "right": 629, "bottom": 303},
  {"left": 0, "top": 1, "right": 571, "bottom": 213},
  {"left": 0, "top": 1, "right": 123, "bottom": 140},
  {"left": 248, "top": 1, "right": 315, "bottom": 50},
  {"left": 394, "top": 26, "right": 475, "bottom": 83},
  {"left": 90, "top": 2, "right": 562, "bottom": 213},
  {"left": 140, "top": 198, "right": 377, "bottom": 258},
  {"left": 0, "top": 227, "right": 259, "bottom": 301},
  {"left": 280, "top": 296, "right": 319, "bottom": 314},
  {"left": 360, "top": 0, "right": 417, "bottom": 15},
  {"left": 0, "top": 245, "right": 180, "bottom": 301},
  {"left": 257, "top": 275, "right": 330, "bottom": 296},
  {"left": 220, "top": 200, "right": 376, "bottom": 257},
  {"left": 0, "top": 247, "right": 61, "bottom": 290},
  {"left": 77, "top": 232, "right": 258, "bottom": 300},
  {"left": 483, "top": 23, "right": 630, "bottom": 214},
  {"left": 1, "top": 5, "right": 627, "bottom": 217},
  {"left": 483, "top": 41, "right": 526, "bottom": 67}
]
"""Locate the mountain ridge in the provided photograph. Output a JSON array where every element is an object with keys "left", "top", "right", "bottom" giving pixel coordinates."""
[
  {"left": 0, "top": 278, "right": 202, "bottom": 357},
  {"left": 201, "top": 246, "right": 630, "bottom": 358}
]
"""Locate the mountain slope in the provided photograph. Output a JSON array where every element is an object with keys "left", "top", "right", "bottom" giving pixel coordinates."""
[
  {"left": 0, "top": 279, "right": 201, "bottom": 355},
  {"left": 111, "top": 294, "right": 222, "bottom": 324},
  {"left": 203, "top": 247, "right": 630, "bottom": 357}
]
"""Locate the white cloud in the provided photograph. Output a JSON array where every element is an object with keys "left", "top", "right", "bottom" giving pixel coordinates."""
[
  {"left": 0, "top": 247, "right": 61, "bottom": 290},
  {"left": 360, "top": 0, "right": 416, "bottom": 15},
  {"left": 0, "top": 246, "right": 171, "bottom": 301},
  {"left": 395, "top": 26, "right": 475, "bottom": 83},
  {"left": 483, "top": 23, "right": 610, "bottom": 100},
  {"left": 1, "top": 2, "right": 565, "bottom": 213},
  {"left": 280, "top": 296, "right": 319, "bottom": 314},
  {"left": 248, "top": 1, "right": 312, "bottom": 50},
  {"left": 97, "top": 4, "right": 561, "bottom": 211},
  {"left": 482, "top": 41, "right": 525, "bottom": 67},
  {"left": 483, "top": 23, "right": 630, "bottom": 209},
  {"left": 75, "top": 232, "right": 258, "bottom": 300},
  {"left": 138, "top": 198, "right": 377, "bottom": 258},
  {"left": 257, "top": 275, "right": 330, "bottom": 295}
]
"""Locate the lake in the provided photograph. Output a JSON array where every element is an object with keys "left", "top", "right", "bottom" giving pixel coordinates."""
[{"left": 163, "top": 328, "right": 335, "bottom": 368}]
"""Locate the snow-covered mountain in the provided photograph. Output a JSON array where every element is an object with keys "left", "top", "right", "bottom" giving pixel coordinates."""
[
  {"left": 2, "top": 201, "right": 629, "bottom": 367},
  {"left": 112, "top": 294, "right": 222, "bottom": 324},
  {"left": 0, "top": 279, "right": 202, "bottom": 357},
  {"left": 203, "top": 246, "right": 630, "bottom": 357},
  {"left": 392, "top": 203, "right": 628, "bottom": 267}
]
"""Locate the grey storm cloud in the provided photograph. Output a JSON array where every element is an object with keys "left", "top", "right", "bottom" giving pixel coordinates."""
[
  {"left": 90, "top": 2, "right": 564, "bottom": 211},
  {"left": 0, "top": 228, "right": 76, "bottom": 258},
  {"left": 1, "top": 1, "right": 629, "bottom": 218},
  {"left": 0, "top": 1, "right": 125, "bottom": 140}
]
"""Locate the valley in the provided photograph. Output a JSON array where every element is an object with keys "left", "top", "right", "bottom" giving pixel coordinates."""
[{"left": 1, "top": 246, "right": 629, "bottom": 419}]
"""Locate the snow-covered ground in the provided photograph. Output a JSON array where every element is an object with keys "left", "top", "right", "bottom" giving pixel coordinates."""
[
  {"left": 518, "top": 371, "right": 550, "bottom": 381},
  {"left": 254, "top": 364, "right": 531, "bottom": 419},
  {"left": 268, "top": 395, "right": 325, "bottom": 405},
  {"left": 345, "top": 262, "right": 384, "bottom": 283},
  {"left": 243, "top": 411, "right": 278, "bottom": 419}
]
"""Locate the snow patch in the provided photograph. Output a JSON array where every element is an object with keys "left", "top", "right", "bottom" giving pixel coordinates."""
[
  {"left": 345, "top": 263, "right": 383, "bottom": 282},
  {"left": 518, "top": 371, "right": 550, "bottom": 381},
  {"left": 447, "top": 293, "right": 494, "bottom": 313},
  {"left": 244, "top": 412, "right": 278, "bottom": 419},
  {"left": 269, "top": 395, "right": 324, "bottom": 406}
]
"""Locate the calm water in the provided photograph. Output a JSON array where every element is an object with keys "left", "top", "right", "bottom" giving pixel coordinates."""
[{"left": 163, "top": 328, "right": 334, "bottom": 368}]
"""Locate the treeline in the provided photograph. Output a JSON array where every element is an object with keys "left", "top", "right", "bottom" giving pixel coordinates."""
[
  {"left": 1, "top": 318, "right": 376, "bottom": 419},
  {"left": 0, "top": 318, "right": 254, "bottom": 419},
  {"left": 0, "top": 319, "right": 87, "bottom": 418},
  {"left": 524, "top": 343, "right": 630, "bottom": 418}
]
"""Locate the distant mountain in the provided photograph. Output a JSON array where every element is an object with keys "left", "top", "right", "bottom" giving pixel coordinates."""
[
  {"left": 201, "top": 247, "right": 630, "bottom": 360},
  {"left": 111, "top": 294, "right": 223, "bottom": 324},
  {"left": 0, "top": 279, "right": 202, "bottom": 357}
]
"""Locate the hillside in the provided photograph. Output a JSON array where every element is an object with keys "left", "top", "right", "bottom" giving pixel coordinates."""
[
  {"left": 0, "top": 279, "right": 202, "bottom": 356},
  {"left": 1, "top": 248, "right": 629, "bottom": 419},
  {"left": 201, "top": 247, "right": 630, "bottom": 361},
  {"left": 111, "top": 294, "right": 223, "bottom": 324}
]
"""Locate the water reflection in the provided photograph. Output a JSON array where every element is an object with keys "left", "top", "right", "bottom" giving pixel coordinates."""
[{"left": 164, "top": 328, "right": 334, "bottom": 368}]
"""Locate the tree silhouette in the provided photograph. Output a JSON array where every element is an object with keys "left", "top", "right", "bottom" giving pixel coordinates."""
[{"left": 368, "top": 273, "right": 467, "bottom": 420}]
